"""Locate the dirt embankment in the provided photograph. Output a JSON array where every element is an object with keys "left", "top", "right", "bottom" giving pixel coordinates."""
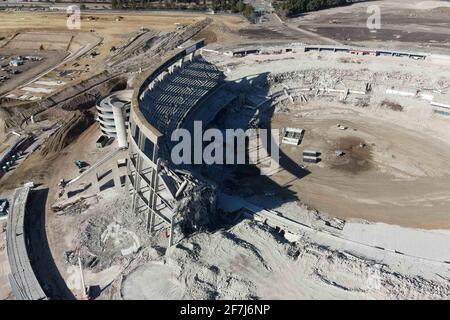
[
  {"left": 40, "top": 111, "right": 94, "bottom": 158},
  {"left": 0, "top": 72, "right": 126, "bottom": 129},
  {"left": 0, "top": 17, "right": 211, "bottom": 130}
]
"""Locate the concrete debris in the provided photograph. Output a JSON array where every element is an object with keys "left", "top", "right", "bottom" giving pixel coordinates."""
[
  {"left": 63, "top": 191, "right": 161, "bottom": 272},
  {"left": 111, "top": 18, "right": 212, "bottom": 73},
  {"left": 266, "top": 67, "right": 450, "bottom": 115},
  {"left": 118, "top": 219, "right": 449, "bottom": 299},
  {"left": 174, "top": 181, "right": 218, "bottom": 236},
  {"left": 335, "top": 150, "right": 345, "bottom": 157},
  {"left": 53, "top": 198, "right": 92, "bottom": 216}
]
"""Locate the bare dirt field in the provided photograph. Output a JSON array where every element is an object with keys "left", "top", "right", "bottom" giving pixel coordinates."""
[
  {"left": 3, "top": 32, "right": 74, "bottom": 51},
  {"left": 267, "top": 102, "right": 450, "bottom": 229},
  {"left": 0, "top": 11, "right": 212, "bottom": 59},
  {"left": 0, "top": 11, "right": 205, "bottom": 38},
  {"left": 192, "top": 14, "right": 249, "bottom": 46},
  {"left": 308, "top": 26, "right": 450, "bottom": 44},
  {"left": 288, "top": 0, "right": 450, "bottom": 53},
  {"left": 119, "top": 219, "right": 450, "bottom": 300}
]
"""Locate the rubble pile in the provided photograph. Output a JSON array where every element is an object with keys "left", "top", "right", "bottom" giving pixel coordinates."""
[
  {"left": 112, "top": 18, "right": 212, "bottom": 73},
  {"left": 268, "top": 69, "right": 367, "bottom": 90},
  {"left": 63, "top": 192, "right": 159, "bottom": 271},
  {"left": 52, "top": 197, "right": 94, "bottom": 216},
  {"left": 174, "top": 177, "right": 218, "bottom": 236},
  {"left": 268, "top": 68, "right": 449, "bottom": 105},
  {"left": 264, "top": 67, "right": 450, "bottom": 115},
  {"left": 119, "top": 219, "right": 450, "bottom": 299}
]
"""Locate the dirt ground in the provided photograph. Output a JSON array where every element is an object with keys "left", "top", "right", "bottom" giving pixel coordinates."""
[
  {"left": 266, "top": 101, "right": 450, "bottom": 229},
  {"left": 0, "top": 11, "right": 205, "bottom": 41},
  {"left": 290, "top": 0, "right": 450, "bottom": 53},
  {"left": 0, "top": 49, "right": 67, "bottom": 97},
  {"left": 120, "top": 219, "right": 450, "bottom": 299},
  {"left": 191, "top": 14, "right": 249, "bottom": 46},
  {"left": 0, "top": 12, "right": 248, "bottom": 104},
  {"left": 33, "top": 122, "right": 118, "bottom": 299},
  {"left": 0, "top": 11, "right": 228, "bottom": 60}
]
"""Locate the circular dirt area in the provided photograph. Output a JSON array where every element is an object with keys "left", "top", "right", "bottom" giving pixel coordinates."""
[
  {"left": 235, "top": 102, "right": 450, "bottom": 229},
  {"left": 121, "top": 262, "right": 184, "bottom": 300}
]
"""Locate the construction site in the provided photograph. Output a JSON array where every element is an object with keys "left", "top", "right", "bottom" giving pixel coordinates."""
[{"left": 0, "top": 0, "right": 449, "bottom": 301}]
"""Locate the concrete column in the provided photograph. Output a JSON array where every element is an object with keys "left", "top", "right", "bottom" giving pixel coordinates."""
[
  {"left": 168, "top": 215, "right": 175, "bottom": 247},
  {"left": 111, "top": 103, "right": 128, "bottom": 149},
  {"left": 111, "top": 162, "right": 122, "bottom": 190},
  {"left": 131, "top": 131, "right": 144, "bottom": 217},
  {"left": 149, "top": 211, "right": 155, "bottom": 234}
]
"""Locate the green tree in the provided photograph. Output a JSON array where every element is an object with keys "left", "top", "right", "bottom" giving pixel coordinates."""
[
  {"left": 242, "top": 4, "right": 254, "bottom": 20},
  {"left": 283, "top": 0, "right": 353, "bottom": 17},
  {"left": 235, "top": 0, "right": 245, "bottom": 12}
]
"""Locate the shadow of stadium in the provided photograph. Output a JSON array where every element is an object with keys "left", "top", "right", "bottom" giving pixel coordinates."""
[
  {"left": 173, "top": 72, "right": 310, "bottom": 215},
  {"left": 26, "top": 188, "right": 76, "bottom": 300}
]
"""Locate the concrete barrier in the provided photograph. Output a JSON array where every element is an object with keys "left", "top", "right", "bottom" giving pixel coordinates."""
[{"left": 6, "top": 187, "right": 47, "bottom": 300}]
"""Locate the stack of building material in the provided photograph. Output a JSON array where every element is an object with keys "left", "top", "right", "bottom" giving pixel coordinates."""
[
  {"left": 303, "top": 150, "right": 320, "bottom": 163},
  {"left": 282, "top": 128, "right": 304, "bottom": 145}
]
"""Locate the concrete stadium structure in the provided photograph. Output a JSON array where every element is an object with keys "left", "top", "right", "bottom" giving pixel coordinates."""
[
  {"left": 127, "top": 40, "right": 226, "bottom": 246},
  {"left": 96, "top": 90, "right": 133, "bottom": 149},
  {"left": 63, "top": 40, "right": 238, "bottom": 248},
  {"left": 70, "top": 41, "right": 450, "bottom": 250}
]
